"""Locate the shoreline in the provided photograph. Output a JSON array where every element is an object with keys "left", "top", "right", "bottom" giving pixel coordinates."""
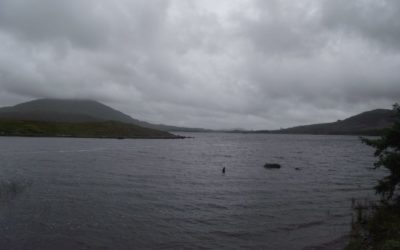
[{"left": 0, "top": 134, "right": 189, "bottom": 139}]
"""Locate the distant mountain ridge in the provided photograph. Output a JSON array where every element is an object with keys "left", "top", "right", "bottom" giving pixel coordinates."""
[
  {"left": 0, "top": 99, "right": 208, "bottom": 132},
  {"left": 256, "top": 109, "right": 396, "bottom": 135},
  {"left": 0, "top": 99, "right": 395, "bottom": 135}
]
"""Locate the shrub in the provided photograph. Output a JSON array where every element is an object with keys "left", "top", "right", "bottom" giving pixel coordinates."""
[{"left": 362, "top": 104, "right": 400, "bottom": 200}]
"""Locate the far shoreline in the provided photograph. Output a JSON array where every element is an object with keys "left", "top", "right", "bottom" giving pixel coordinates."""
[{"left": 0, "top": 134, "right": 190, "bottom": 140}]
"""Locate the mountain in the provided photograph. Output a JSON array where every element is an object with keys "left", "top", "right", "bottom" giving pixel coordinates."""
[
  {"left": 0, "top": 99, "right": 207, "bottom": 132},
  {"left": 257, "top": 109, "right": 395, "bottom": 135},
  {"left": 0, "top": 99, "right": 141, "bottom": 123},
  {"left": 0, "top": 99, "right": 185, "bottom": 139}
]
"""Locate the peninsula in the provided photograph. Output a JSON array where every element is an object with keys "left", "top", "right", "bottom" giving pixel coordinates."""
[{"left": 0, "top": 99, "right": 184, "bottom": 139}]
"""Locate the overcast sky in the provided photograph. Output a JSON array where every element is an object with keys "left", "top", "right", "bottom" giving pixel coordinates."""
[{"left": 0, "top": 0, "right": 399, "bottom": 129}]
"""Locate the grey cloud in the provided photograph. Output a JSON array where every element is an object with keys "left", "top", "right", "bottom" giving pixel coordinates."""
[
  {"left": 0, "top": 0, "right": 399, "bottom": 129},
  {"left": 0, "top": 0, "right": 171, "bottom": 50},
  {"left": 321, "top": 0, "right": 400, "bottom": 51},
  {"left": 236, "top": 0, "right": 327, "bottom": 57},
  {"left": 0, "top": 0, "right": 108, "bottom": 48}
]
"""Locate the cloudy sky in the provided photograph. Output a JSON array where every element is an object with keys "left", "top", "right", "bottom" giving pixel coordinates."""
[{"left": 0, "top": 0, "right": 399, "bottom": 129}]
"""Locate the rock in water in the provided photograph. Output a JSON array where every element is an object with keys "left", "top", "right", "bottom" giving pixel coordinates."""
[{"left": 264, "top": 163, "right": 281, "bottom": 169}]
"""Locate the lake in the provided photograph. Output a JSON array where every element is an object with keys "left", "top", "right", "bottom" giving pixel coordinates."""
[{"left": 0, "top": 133, "right": 383, "bottom": 249}]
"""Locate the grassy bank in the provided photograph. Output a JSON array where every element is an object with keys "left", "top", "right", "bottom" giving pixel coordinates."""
[
  {"left": 346, "top": 200, "right": 400, "bottom": 250},
  {"left": 346, "top": 104, "right": 400, "bottom": 250}
]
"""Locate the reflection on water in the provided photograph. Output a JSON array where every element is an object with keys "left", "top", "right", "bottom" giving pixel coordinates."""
[{"left": 0, "top": 134, "right": 383, "bottom": 249}]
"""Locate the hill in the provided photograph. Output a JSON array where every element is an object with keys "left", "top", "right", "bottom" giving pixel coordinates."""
[
  {"left": 0, "top": 99, "right": 207, "bottom": 132},
  {"left": 257, "top": 109, "right": 395, "bottom": 135},
  {"left": 0, "top": 119, "right": 182, "bottom": 139},
  {"left": 0, "top": 99, "right": 186, "bottom": 139},
  {"left": 0, "top": 99, "right": 147, "bottom": 124}
]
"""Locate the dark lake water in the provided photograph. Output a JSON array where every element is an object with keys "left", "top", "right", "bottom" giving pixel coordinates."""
[{"left": 0, "top": 133, "right": 383, "bottom": 250}]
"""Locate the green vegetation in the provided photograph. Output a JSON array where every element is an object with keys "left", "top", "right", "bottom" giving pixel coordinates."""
[
  {"left": 0, "top": 119, "right": 183, "bottom": 139},
  {"left": 346, "top": 104, "right": 400, "bottom": 250},
  {"left": 347, "top": 201, "right": 400, "bottom": 250},
  {"left": 361, "top": 104, "right": 400, "bottom": 200}
]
